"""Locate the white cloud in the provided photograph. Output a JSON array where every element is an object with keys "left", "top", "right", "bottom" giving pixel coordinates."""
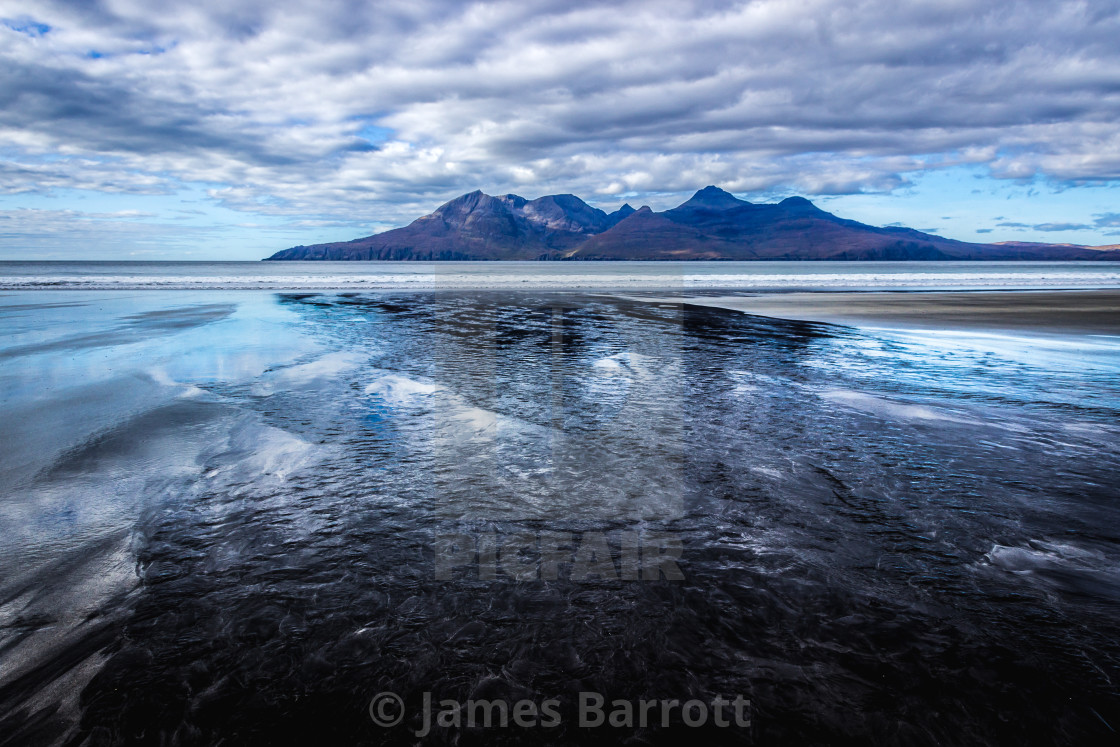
[{"left": 0, "top": 0, "right": 1118, "bottom": 232}]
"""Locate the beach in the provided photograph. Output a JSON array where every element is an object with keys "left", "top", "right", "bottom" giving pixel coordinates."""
[
  {"left": 2, "top": 265, "right": 1120, "bottom": 744},
  {"left": 641, "top": 289, "right": 1120, "bottom": 336}
]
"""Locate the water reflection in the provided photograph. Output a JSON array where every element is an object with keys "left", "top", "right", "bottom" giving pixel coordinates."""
[{"left": 1, "top": 291, "right": 1119, "bottom": 745}]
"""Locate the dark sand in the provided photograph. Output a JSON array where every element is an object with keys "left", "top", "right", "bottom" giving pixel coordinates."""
[{"left": 659, "top": 289, "right": 1120, "bottom": 335}]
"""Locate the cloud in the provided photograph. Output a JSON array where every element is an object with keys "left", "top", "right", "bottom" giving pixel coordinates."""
[
  {"left": 1094, "top": 212, "right": 1120, "bottom": 227},
  {"left": 0, "top": 0, "right": 1118, "bottom": 228},
  {"left": 976, "top": 228, "right": 993, "bottom": 233},
  {"left": 995, "top": 219, "right": 1095, "bottom": 232},
  {"left": 0, "top": 207, "right": 216, "bottom": 257},
  {"left": 1031, "top": 222, "right": 1093, "bottom": 231}
]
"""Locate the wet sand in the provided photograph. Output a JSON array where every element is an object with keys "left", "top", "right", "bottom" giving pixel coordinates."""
[
  {"left": 5, "top": 291, "right": 1120, "bottom": 744},
  {"left": 658, "top": 289, "right": 1120, "bottom": 335}
]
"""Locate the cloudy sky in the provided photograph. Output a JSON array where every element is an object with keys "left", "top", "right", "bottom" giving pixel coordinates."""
[{"left": 2, "top": 0, "right": 1119, "bottom": 259}]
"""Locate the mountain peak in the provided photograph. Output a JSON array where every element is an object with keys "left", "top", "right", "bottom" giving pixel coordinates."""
[
  {"left": 431, "top": 190, "right": 508, "bottom": 225},
  {"left": 438, "top": 189, "right": 492, "bottom": 209},
  {"left": 521, "top": 193, "right": 607, "bottom": 233},
  {"left": 604, "top": 203, "right": 636, "bottom": 228},
  {"left": 778, "top": 195, "right": 824, "bottom": 213},
  {"left": 676, "top": 186, "right": 750, "bottom": 211}
]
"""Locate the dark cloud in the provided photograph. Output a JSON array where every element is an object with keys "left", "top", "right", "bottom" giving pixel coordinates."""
[{"left": 0, "top": 61, "right": 304, "bottom": 164}]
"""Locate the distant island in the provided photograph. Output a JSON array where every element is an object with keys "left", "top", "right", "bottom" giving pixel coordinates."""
[{"left": 265, "top": 186, "right": 1120, "bottom": 261}]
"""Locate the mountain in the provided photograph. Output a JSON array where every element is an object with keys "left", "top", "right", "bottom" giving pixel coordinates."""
[{"left": 266, "top": 187, "right": 1120, "bottom": 261}]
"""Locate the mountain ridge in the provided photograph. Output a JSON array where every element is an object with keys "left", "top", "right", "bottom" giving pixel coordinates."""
[{"left": 265, "top": 187, "right": 1120, "bottom": 261}]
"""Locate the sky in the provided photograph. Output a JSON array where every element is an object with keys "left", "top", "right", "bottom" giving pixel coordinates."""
[{"left": 1, "top": 0, "right": 1119, "bottom": 260}]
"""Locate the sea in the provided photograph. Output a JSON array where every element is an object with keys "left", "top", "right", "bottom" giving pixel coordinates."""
[
  {"left": 2, "top": 259, "right": 1120, "bottom": 291},
  {"left": 1, "top": 261, "right": 1119, "bottom": 745}
]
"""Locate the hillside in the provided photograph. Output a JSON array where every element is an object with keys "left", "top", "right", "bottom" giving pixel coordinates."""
[{"left": 266, "top": 187, "right": 1120, "bottom": 261}]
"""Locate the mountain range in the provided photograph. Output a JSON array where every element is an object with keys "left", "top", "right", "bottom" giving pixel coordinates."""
[{"left": 265, "top": 187, "right": 1120, "bottom": 261}]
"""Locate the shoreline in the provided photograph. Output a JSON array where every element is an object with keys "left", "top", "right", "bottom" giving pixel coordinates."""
[
  {"left": 2, "top": 282, "right": 1119, "bottom": 337},
  {"left": 637, "top": 289, "right": 1120, "bottom": 336}
]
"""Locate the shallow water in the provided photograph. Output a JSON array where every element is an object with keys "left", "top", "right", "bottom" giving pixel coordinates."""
[{"left": 1, "top": 290, "right": 1119, "bottom": 745}]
